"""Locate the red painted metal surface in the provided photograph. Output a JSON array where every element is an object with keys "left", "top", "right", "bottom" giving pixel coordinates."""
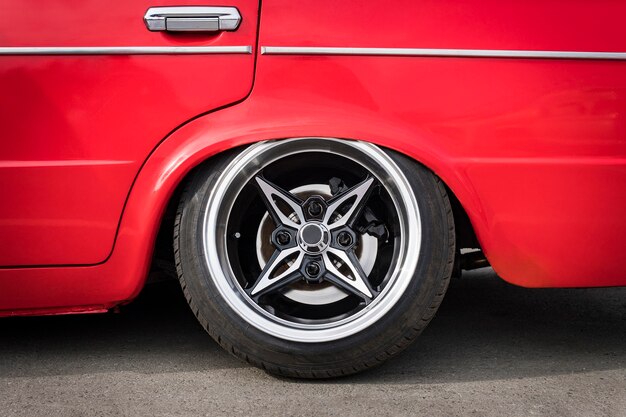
[
  {"left": 0, "top": 0, "right": 258, "bottom": 265},
  {"left": 1, "top": 0, "right": 626, "bottom": 316}
]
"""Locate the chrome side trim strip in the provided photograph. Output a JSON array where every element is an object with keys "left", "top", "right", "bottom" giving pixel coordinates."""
[
  {"left": 0, "top": 46, "right": 252, "bottom": 55},
  {"left": 261, "top": 46, "right": 626, "bottom": 60}
]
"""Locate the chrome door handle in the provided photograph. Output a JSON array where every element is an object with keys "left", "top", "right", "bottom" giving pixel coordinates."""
[{"left": 144, "top": 6, "right": 241, "bottom": 32}]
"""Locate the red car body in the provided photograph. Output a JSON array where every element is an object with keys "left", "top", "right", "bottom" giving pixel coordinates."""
[{"left": 1, "top": 0, "right": 625, "bottom": 317}]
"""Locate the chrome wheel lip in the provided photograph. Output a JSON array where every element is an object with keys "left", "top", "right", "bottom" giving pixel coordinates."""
[{"left": 202, "top": 138, "right": 421, "bottom": 343}]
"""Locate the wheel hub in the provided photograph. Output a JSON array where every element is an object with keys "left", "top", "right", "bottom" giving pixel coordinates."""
[{"left": 297, "top": 222, "right": 330, "bottom": 254}]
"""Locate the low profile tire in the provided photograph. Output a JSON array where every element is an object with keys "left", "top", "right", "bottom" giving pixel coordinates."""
[{"left": 174, "top": 138, "right": 455, "bottom": 378}]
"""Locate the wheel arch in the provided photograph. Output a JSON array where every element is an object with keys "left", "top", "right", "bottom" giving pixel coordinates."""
[
  {"left": 113, "top": 108, "right": 491, "bottom": 304},
  {"left": 150, "top": 140, "right": 483, "bottom": 286}
]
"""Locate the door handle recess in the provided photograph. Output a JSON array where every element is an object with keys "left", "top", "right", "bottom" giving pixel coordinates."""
[{"left": 144, "top": 6, "right": 241, "bottom": 32}]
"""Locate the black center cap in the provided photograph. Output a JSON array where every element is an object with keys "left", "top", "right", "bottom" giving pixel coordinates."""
[
  {"left": 301, "top": 224, "right": 323, "bottom": 245},
  {"left": 297, "top": 222, "right": 330, "bottom": 254}
]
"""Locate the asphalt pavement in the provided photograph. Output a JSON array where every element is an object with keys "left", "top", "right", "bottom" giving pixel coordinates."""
[{"left": 1, "top": 268, "right": 625, "bottom": 417}]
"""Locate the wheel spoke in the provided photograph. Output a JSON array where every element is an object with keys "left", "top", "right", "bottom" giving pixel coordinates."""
[
  {"left": 249, "top": 247, "right": 304, "bottom": 297},
  {"left": 255, "top": 176, "right": 305, "bottom": 229},
  {"left": 323, "top": 177, "right": 375, "bottom": 230},
  {"left": 322, "top": 247, "right": 374, "bottom": 301}
]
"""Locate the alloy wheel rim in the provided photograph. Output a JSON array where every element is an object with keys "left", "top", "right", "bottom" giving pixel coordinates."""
[{"left": 202, "top": 138, "right": 421, "bottom": 342}]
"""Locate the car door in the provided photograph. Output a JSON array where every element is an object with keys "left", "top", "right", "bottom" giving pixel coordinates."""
[{"left": 0, "top": 0, "right": 259, "bottom": 266}]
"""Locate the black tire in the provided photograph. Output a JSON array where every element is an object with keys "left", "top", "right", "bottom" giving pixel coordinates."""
[{"left": 174, "top": 138, "right": 455, "bottom": 378}]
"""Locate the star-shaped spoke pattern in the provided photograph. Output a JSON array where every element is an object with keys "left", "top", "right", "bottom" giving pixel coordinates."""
[{"left": 248, "top": 174, "right": 379, "bottom": 304}]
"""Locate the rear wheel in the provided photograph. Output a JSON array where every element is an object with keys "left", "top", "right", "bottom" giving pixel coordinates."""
[{"left": 174, "top": 138, "right": 454, "bottom": 378}]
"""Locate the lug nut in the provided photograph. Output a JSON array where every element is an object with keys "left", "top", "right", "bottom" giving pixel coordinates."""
[
  {"left": 337, "top": 231, "right": 353, "bottom": 247},
  {"left": 307, "top": 201, "right": 323, "bottom": 216},
  {"left": 305, "top": 261, "right": 321, "bottom": 277},
  {"left": 276, "top": 231, "right": 291, "bottom": 245}
]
